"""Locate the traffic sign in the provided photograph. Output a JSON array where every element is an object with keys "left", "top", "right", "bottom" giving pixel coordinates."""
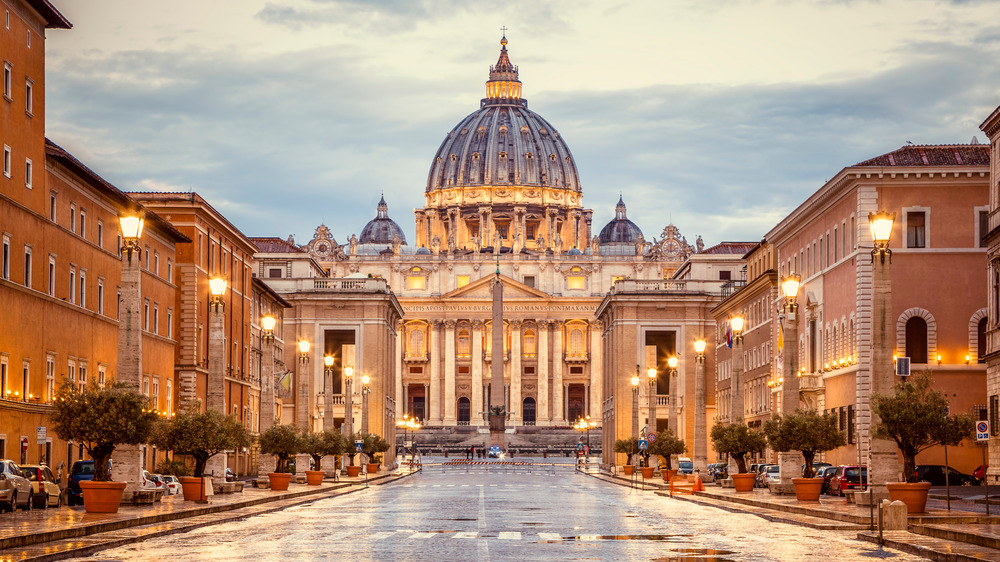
[
  {"left": 977, "top": 421, "right": 990, "bottom": 442},
  {"left": 354, "top": 439, "right": 364, "bottom": 453},
  {"left": 638, "top": 439, "right": 648, "bottom": 450},
  {"left": 36, "top": 426, "right": 46, "bottom": 441},
  {"left": 647, "top": 433, "right": 656, "bottom": 443}
]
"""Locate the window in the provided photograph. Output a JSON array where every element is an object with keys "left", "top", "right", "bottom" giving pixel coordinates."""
[
  {"left": 166, "top": 259, "right": 173, "bottom": 281},
  {"left": 153, "top": 304, "right": 159, "bottom": 335},
  {"left": 457, "top": 329, "right": 470, "bottom": 357},
  {"left": 2, "top": 145, "right": 10, "bottom": 177},
  {"left": 79, "top": 270, "right": 86, "bottom": 307},
  {"left": 24, "top": 79, "right": 32, "bottom": 114},
  {"left": 68, "top": 360, "right": 76, "bottom": 386},
  {"left": 979, "top": 209, "right": 989, "bottom": 248},
  {"left": 167, "top": 308, "right": 173, "bottom": 338},
  {"left": 166, "top": 380, "right": 172, "bottom": 413},
  {"left": 49, "top": 192, "right": 57, "bottom": 221},
  {"left": 906, "top": 210, "right": 926, "bottom": 248},
  {"left": 116, "top": 287, "right": 121, "bottom": 319},
  {"left": 407, "top": 275, "right": 426, "bottom": 290},
  {"left": 523, "top": 275, "right": 535, "bottom": 288},
  {"left": 144, "top": 246, "right": 149, "bottom": 270},
  {"left": 69, "top": 203, "right": 75, "bottom": 231},
  {"left": 23, "top": 246, "right": 30, "bottom": 288},
  {"left": 2, "top": 62, "right": 10, "bottom": 100},
  {"left": 151, "top": 378, "right": 159, "bottom": 409},
  {"left": 154, "top": 252, "right": 159, "bottom": 276},
  {"left": 905, "top": 316, "right": 928, "bottom": 364},
  {"left": 45, "top": 356, "right": 54, "bottom": 402},
  {"left": 98, "top": 365, "right": 106, "bottom": 388},
  {"left": 719, "top": 270, "right": 732, "bottom": 280},
  {"left": 833, "top": 226, "right": 839, "bottom": 261},
  {"left": 79, "top": 210, "right": 86, "bottom": 237},
  {"left": 47, "top": 256, "right": 54, "bottom": 296},
  {"left": 78, "top": 363, "right": 87, "bottom": 390},
  {"left": 0, "top": 356, "right": 6, "bottom": 397},
  {"left": 97, "top": 280, "right": 104, "bottom": 315},
  {"left": 567, "top": 276, "right": 585, "bottom": 289},
  {"left": 568, "top": 328, "right": 585, "bottom": 357},
  {"left": 456, "top": 275, "right": 470, "bottom": 288},
  {"left": 408, "top": 329, "right": 425, "bottom": 358},
  {"left": 143, "top": 299, "right": 149, "bottom": 331},
  {"left": 69, "top": 266, "right": 75, "bottom": 303},
  {"left": 2, "top": 235, "right": 8, "bottom": 279},
  {"left": 143, "top": 377, "right": 149, "bottom": 396},
  {"left": 268, "top": 268, "right": 282, "bottom": 278},
  {"left": 979, "top": 317, "right": 988, "bottom": 363},
  {"left": 21, "top": 362, "right": 29, "bottom": 400},
  {"left": 97, "top": 221, "right": 103, "bottom": 248},
  {"left": 24, "top": 158, "right": 31, "bottom": 188},
  {"left": 991, "top": 395, "right": 999, "bottom": 436},
  {"left": 523, "top": 330, "right": 536, "bottom": 357},
  {"left": 26, "top": 30, "right": 29, "bottom": 48}
]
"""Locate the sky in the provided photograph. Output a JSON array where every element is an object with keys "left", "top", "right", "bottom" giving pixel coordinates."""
[{"left": 43, "top": 0, "right": 1000, "bottom": 248}]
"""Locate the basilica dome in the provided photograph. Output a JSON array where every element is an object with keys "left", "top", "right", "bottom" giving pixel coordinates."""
[
  {"left": 425, "top": 37, "right": 581, "bottom": 193},
  {"left": 598, "top": 197, "right": 643, "bottom": 244},
  {"left": 359, "top": 196, "right": 407, "bottom": 245}
]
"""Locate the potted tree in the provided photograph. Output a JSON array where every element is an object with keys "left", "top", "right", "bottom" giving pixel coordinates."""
[
  {"left": 259, "top": 424, "right": 300, "bottom": 490},
  {"left": 358, "top": 432, "right": 389, "bottom": 473},
  {"left": 763, "top": 409, "right": 845, "bottom": 501},
  {"left": 300, "top": 429, "right": 347, "bottom": 485},
  {"left": 648, "top": 429, "right": 687, "bottom": 482},
  {"left": 873, "top": 371, "right": 974, "bottom": 513},
  {"left": 711, "top": 422, "right": 767, "bottom": 492},
  {"left": 613, "top": 438, "right": 639, "bottom": 475},
  {"left": 51, "top": 381, "right": 158, "bottom": 513},
  {"left": 150, "top": 407, "right": 252, "bottom": 501}
]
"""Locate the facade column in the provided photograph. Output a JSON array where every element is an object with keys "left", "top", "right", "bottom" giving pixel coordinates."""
[
  {"left": 444, "top": 320, "right": 457, "bottom": 424},
  {"left": 258, "top": 337, "right": 276, "bottom": 476},
  {"left": 429, "top": 321, "right": 441, "bottom": 422},
  {"left": 590, "top": 322, "right": 602, "bottom": 421},
  {"left": 537, "top": 321, "right": 550, "bottom": 424},
  {"left": 395, "top": 321, "right": 403, "bottom": 419},
  {"left": 471, "top": 320, "right": 484, "bottom": 425},
  {"left": 551, "top": 322, "right": 564, "bottom": 422},
  {"left": 510, "top": 320, "right": 522, "bottom": 427}
]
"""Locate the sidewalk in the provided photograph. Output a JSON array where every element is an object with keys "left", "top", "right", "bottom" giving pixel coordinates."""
[
  {"left": 587, "top": 470, "right": 1000, "bottom": 562},
  {"left": 0, "top": 467, "right": 419, "bottom": 562}
]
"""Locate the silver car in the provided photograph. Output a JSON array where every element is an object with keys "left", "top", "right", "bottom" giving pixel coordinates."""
[{"left": 0, "top": 460, "right": 33, "bottom": 512}]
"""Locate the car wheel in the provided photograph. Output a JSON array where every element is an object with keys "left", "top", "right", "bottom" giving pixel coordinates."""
[
  {"left": 40, "top": 493, "right": 49, "bottom": 508},
  {"left": 23, "top": 493, "right": 32, "bottom": 511},
  {"left": 56, "top": 493, "right": 63, "bottom": 508}
]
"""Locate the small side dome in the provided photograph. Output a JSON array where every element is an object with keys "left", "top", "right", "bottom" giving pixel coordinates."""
[
  {"left": 415, "top": 246, "right": 431, "bottom": 255},
  {"left": 567, "top": 247, "right": 583, "bottom": 256},
  {"left": 359, "top": 196, "right": 407, "bottom": 245},
  {"left": 598, "top": 196, "right": 643, "bottom": 244}
]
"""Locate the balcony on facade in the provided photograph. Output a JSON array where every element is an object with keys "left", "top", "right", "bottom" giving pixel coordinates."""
[
  {"left": 719, "top": 279, "right": 747, "bottom": 300},
  {"left": 264, "top": 277, "right": 392, "bottom": 293}
]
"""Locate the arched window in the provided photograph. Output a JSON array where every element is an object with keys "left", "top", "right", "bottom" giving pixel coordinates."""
[
  {"left": 522, "top": 397, "right": 536, "bottom": 425},
  {"left": 408, "top": 329, "right": 425, "bottom": 358},
  {"left": 458, "top": 397, "right": 471, "bottom": 423},
  {"left": 523, "top": 330, "right": 536, "bottom": 357},
  {"left": 568, "top": 329, "right": 585, "bottom": 357},
  {"left": 457, "top": 329, "right": 470, "bottom": 358},
  {"left": 905, "top": 317, "right": 928, "bottom": 364}
]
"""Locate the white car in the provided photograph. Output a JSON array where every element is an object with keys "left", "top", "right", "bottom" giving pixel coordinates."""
[
  {"left": 160, "top": 475, "right": 181, "bottom": 495},
  {"left": 140, "top": 470, "right": 164, "bottom": 491},
  {"left": 764, "top": 464, "right": 781, "bottom": 486},
  {"left": 0, "top": 460, "right": 33, "bottom": 512}
]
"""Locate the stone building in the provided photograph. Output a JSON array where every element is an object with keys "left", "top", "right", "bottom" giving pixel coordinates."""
[{"left": 981, "top": 106, "right": 1000, "bottom": 484}]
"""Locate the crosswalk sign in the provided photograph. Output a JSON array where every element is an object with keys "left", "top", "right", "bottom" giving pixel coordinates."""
[{"left": 638, "top": 439, "right": 648, "bottom": 450}]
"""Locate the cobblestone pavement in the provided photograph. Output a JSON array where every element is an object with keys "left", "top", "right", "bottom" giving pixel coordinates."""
[{"left": 90, "top": 459, "right": 929, "bottom": 561}]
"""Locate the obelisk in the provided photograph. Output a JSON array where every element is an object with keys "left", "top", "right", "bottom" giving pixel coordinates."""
[{"left": 488, "top": 258, "right": 506, "bottom": 451}]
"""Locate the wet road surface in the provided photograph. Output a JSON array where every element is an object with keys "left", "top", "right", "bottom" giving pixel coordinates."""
[{"left": 90, "top": 460, "right": 928, "bottom": 561}]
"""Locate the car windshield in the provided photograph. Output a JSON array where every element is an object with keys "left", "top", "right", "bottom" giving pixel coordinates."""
[
  {"left": 845, "top": 468, "right": 867, "bottom": 479},
  {"left": 23, "top": 468, "right": 38, "bottom": 480},
  {"left": 766, "top": 466, "right": 779, "bottom": 473},
  {"left": 74, "top": 463, "right": 94, "bottom": 475}
]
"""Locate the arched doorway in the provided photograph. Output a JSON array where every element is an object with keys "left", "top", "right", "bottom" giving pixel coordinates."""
[
  {"left": 522, "top": 397, "right": 536, "bottom": 425},
  {"left": 458, "top": 397, "right": 471, "bottom": 424}
]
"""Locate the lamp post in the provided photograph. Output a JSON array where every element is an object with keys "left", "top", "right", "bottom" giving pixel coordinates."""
[
  {"left": 778, "top": 273, "right": 802, "bottom": 489},
  {"left": 868, "top": 210, "right": 899, "bottom": 497},
  {"left": 631, "top": 370, "right": 640, "bottom": 468},
  {"left": 647, "top": 365, "right": 657, "bottom": 434},
  {"left": 294, "top": 339, "right": 311, "bottom": 475},
  {"left": 361, "top": 373, "right": 371, "bottom": 435},
  {"left": 396, "top": 415, "right": 421, "bottom": 463},
  {"left": 729, "top": 314, "right": 745, "bottom": 479},
  {"left": 693, "top": 339, "right": 707, "bottom": 474},
  {"left": 206, "top": 276, "right": 228, "bottom": 415},
  {"left": 116, "top": 214, "right": 144, "bottom": 491},
  {"left": 258, "top": 313, "right": 278, "bottom": 477},
  {"left": 323, "top": 355, "right": 335, "bottom": 431},
  {"left": 666, "top": 355, "right": 679, "bottom": 435},
  {"left": 344, "top": 365, "right": 354, "bottom": 438}
]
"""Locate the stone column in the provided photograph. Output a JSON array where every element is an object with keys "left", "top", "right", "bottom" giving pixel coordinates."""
[
  {"left": 344, "top": 371, "right": 354, "bottom": 437},
  {"left": 323, "top": 364, "right": 335, "bottom": 432},
  {"left": 205, "top": 296, "right": 229, "bottom": 482},
  {"left": 694, "top": 349, "right": 708, "bottom": 475},
  {"left": 395, "top": 321, "right": 403, "bottom": 419},
  {"left": 779, "top": 296, "right": 802, "bottom": 490},
  {"left": 510, "top": 320, "right": 522, "bottom": 427},
  {"left": 869, "top": 240, "right": 900, "bottom": 494},
  {"left": 471, "top": 321, "right": 484, "bottom": 426},
  {"left": 429, "top": 321, "right": 441, "bottom": 422},
  {"left": 115, "top": 250, "right": 143, "bottom": 490},
  {"left": 444, "top": 320, "right": 457, "bottom": 424},
  {"left": 258, "top": 337, "right": 277, "bottom": 476},
  {"left": 551, "top": 322, "right": 564, "bottom": 422},
  {"left": 590, "top": 322, "right": 602, "bottom": 422},
  {"left": 729, "top": 332, "right": 745, "bottom": 477},
  {"left": 293, "top": 353, "right": 311, "bottom": 476},
  {"left": 537, "top": 321, "right": 550, "bottom": 424},
  {"left": 649, "top": 371, "right": 658, "bottom": 432}
]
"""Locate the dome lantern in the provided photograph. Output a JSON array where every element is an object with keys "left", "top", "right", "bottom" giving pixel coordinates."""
[{"left": 484, "top": 35, "right": 524, "bottom": 107}]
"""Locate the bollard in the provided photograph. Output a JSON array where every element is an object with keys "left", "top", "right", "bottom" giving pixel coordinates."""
[{"left": 882, "top": 500, "right": 908, "bottom": 530}]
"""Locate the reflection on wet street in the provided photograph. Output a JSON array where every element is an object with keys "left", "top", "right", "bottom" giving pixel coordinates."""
[{"left": 92, "top": 461, "right": 928, "bottom": 561}]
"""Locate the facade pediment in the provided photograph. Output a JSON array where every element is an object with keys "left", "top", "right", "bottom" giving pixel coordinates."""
[{"left": 442, "top": 274, "right": 550, "bottom": 299}]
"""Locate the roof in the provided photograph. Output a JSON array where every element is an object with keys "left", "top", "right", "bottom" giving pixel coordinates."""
[
  {"left": 45, "top": 139, "right": 190, "bottom": 243},
  {"left": 250, "top": 237, "right": 305, "bottom": 254},
  {"left": 854, "top": 145, "right": 989, "bottom": 167},
  {"left": 251, "top": 277, "right": 292, "bottom": 308},
  {"left": 26, "top": 0, "right": 71, "bottom": 29},
  {"left": 700, "top": 242, "right": 759, "bottom": 255}
]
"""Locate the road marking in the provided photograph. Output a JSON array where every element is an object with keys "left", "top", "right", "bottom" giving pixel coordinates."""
[
  {"left": 454, "top": 531, "right": 478, "bottom": 539},
  {"left": 498, "top": 532, "right": 521, "bottom": 540},
  {"left": 447, "top": 484, "right": 455, "bottom": 487},
  {"left": 538, "top": 533, "right": 562, "bottom": 541},
  {"left": 369, "top": 532, "right": 395, "bottom": 541},
  {"left": 478, "top": 486, "right": 490, "bottom": 561},
  {"left": 432, "top": 484, "right": 441, "bottom": 487},
  {"left": 410, "top": 532, "right": 436, "bottom": 539}
]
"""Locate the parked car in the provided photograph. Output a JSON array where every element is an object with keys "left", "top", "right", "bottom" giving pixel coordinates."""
[
  {"left": 20, "top": 465, "right": 60, "bottom": 508},
  {"left": 803, "top": 462, "right": 832, "bottom": 476},
  {"left": 763, "top": 464, "right": 781, "bottom": 486},
  {"left": 161, "top": 475, "right": 181, "bottom": 495},
  {"left": 828, "top": 465, "right": 868, "bottom": 496},
  {"left": 707, "top": 462, "right": 728, "bottom": 481},
  {"left": 915, "top": 465, "right": 979, "bottom": 486},
  {"left": 68, "top": 460, "right": 95, "bottom": 506},
  {"left": 678, "top": 458, "right": 694, "bottom": 475},
  {"left": 974, "top": 465, "right": 989, "bottom": 482},
  {"left": 756, "top": 464, "right": 777, "bottom": 488},
  {"left": 818, "top": 466, "right": 837, "bottom": 494},
  {"left": 225, "top": 468, "right": 237, "bottom": 482},
  {"left": 488, "top": 445, "right": 502, "bottom": 458},
  {"left": 0, "top": 460, "right": 33, "bottom": 512},
  {"left": 140, "top": 470, "right": 165, "bottom": 490}
]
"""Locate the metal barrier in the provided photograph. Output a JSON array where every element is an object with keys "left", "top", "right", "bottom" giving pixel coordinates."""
[{"left": 429, "top": 460, "right": 566, "bottom": 475}]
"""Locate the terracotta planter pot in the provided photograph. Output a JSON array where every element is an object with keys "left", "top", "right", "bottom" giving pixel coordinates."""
[
  {"left": 642, "top": 466, "right": 655, "bottom": 479},
  {"left": 731, "top": 473, "right": 757, "bottom": 492},
  {"left": 79, "top": 480, "right": 127, "bottom": 513},
  {"left": 792, "top": 477, "right": 824, "bottom": 501},
  {"left": 305, "top": 470, "right": 325, "bottom": 485},
  {"left": 366, "top": 463, "right": 379, "bottom": 474},
  {"left": 661, "top": 469, "right": 679, "bottom": 482},
  {"left": 346, "top": 465, "right": 361, "bottom": 477},
  {"left": 623, "top": 465, "right": 635, "bottom": 475},
  {"left": 179, "top": 476, "right": 209, "bottom": 502},
  {"left": 267, "top": 472, "right": 292, "bottom": 491},
  {"left": 886, "top": 481, "right": 932, "bottom": 514}
]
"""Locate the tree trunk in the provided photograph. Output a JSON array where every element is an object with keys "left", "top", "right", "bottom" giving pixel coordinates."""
[{"left": 802, "top": 450, "right": 815, "bottom": 478}]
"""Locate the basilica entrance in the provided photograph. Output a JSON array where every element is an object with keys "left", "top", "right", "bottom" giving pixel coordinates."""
[
  {"left": 567, "top": 385, "right": 585, "bottom": 422},
  {"left": 522, "top": 397, "right": 536, "bottom": 425},
  {"left": 407, "top": 384, "right": 426, "bottom": 421},
  {"left": 458, "top": 397, "right": 471, "bottom": 424}
]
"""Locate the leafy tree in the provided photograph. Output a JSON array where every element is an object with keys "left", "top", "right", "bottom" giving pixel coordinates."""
[
  {"left": 613, "top": 437, "right": 639, "bottom": 465},
  {"left": 763, "top": 409, "right": 845, "bottom": 478},
  {"left": 259, "top": 424, "right": 300, "bottom": 473},
  {"left": 300, "top": 429, "right": 348, "bottom": 471},
  {"left": 873, "top": 370, "right": 974, "bottom": 483},
  {"left": 150, "top": 406, "right": 252, "bottom": 477},
  {"left": 51, "top": 380, "right": 158, "bottom": 481},
  {"left": 155, "top": 459, "right": 192, "bottom": 477},
  {"left": 647, "top": 429, "right": 687, "bottom": 471},
  {"left": 710, "top": 422, "right": 767, "bottom": 474},
  {"left": 355, "top": 432, "right": 390, "bottom": 467}
]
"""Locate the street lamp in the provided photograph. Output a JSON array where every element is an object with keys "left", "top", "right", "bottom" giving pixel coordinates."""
[
  {"left": 647, "top": 365, "right": 657, "bottom": 434},
  {"left": 869, "top": 211, "right": 896, "bottom": 264},
  {"left": 630, "top": 369, "right": 640, "bottom": 467},
  {"left": 868, "top": 209, "right": 899, "bottom": 500},
  {"left": 361, "top": 374, "right": 371, "bottom": 434},
  {"left": 693, "top": 339, "right": 707, "bottom": 473},
  {"left": 778, "top": 272, "right": 802, "bottom": 488},
  {"left": 261, "top": 314, "right": 276, "bottom": 344},
  {"left": 209, "top": 276, "right": 227, "bottom": 312},
  {"left": 298, "top": 340, "right": 310, "bottom": 363},
  {"left": 666, "top": 355, "right": 678, "bottom": 438},
  {"left": 119, "top": 214, "right": 144, "bottom": 263},
  {"left": 323, "top": 355, "right": 334, "bottom": 391},
  {"left": 396, "top": 415, "right": 421, "bottom": 463}
]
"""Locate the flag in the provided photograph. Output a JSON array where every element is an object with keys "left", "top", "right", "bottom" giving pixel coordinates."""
[{"left": 726, "top": 321, "right": 733, "bottom": 349}]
